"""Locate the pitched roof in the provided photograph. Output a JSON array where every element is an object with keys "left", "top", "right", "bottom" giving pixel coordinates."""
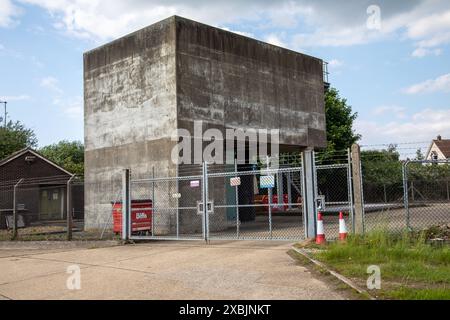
[
  {"left": 433, "top": 139, "right": 450, "bottom": 158},
  {"left": 0, "top": 147, "right": 74, "bottom": 176}
]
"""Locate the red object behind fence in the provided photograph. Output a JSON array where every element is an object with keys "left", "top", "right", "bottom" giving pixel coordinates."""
[
  {"left": 261, "top": 194, "right": 289, "bottom": 212},
  {"left": 112, "top": 200, "right": 152, "bottom": 234}
]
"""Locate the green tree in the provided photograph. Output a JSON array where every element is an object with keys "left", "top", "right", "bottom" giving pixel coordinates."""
[
  {"left": 39, "top": 140, "right": 84, "bottom": 176},
  {"left": 0, "top": 120, "right": 38, "bottom": 160},
  {"left": 324, "top": 87, "right": 361, "bottom": 156},
  {"left": 361, "top": 145, "right": 402, "bottom": 185},
  {"left": 415, "top": 148, "right": 424, "bottom": 160}
]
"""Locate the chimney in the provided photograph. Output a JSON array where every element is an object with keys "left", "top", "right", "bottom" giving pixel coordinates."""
[{"left": 437, "top": 135, "right": 442, "bottom": 141}]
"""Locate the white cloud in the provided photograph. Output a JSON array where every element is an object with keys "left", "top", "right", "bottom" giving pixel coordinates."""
[
  {"left": 404, "top": 73, "right": 450, "bottom": 94},
  {"left": 20, "top": 0, "right": 269, "bottom": 41},
  {"left": 52, "top": 95, "right": 83, "bottom": 119},
  {"left": 0, "top": 94, "right": 30, "bottom": 101},
  {"left": 411, "top": 47, "right": 442, "bottom": 58},
  {"left": 218, "top": 27, "right": 254, "bottom": 38},
  {"left": 264, "top": 33, "right": 286, "bottom": 47},
  {"left": 0, "top": 0, "right": 21, "bottom": 28},
  {"left": 328, "top": 59, "right": 343, "bottom": 68},
  {"left": 372, "top": 105, "right": 406, "bottom": 118},
  {"left": 38, "top": 75, "right": 82, "bottom": 118},
  {"left": 19, "top": 0, "right": 450, "bottom": 55},
  {"left": 356, "top": 108, "right": 450, "bottom": 145},
  {"left": 40, "top": 76, "right": 63, "bottom": 94}
]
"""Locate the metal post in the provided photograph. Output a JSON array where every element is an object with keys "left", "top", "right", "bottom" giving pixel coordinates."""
[
  {"left": 383, "top": 184, "right": 387, "bottom": 203},
  {"left": 151, "top": 167, "right": 155, "bottom": 237},
  {"left": 0, "top": 101, "right": 7, "bottom": 128},
  {"left": 122, "top": 169, "right": 131, "bottom": 241},
  {"left": 287, "top": 172, "right": 292, "bottom": 209},
  {"left": 346, "top": 149, "right": 355, "bottom": 233},
  {"left": 12, "top": 178, "right": 23, "bottom": 240},
  {"left": 202, "top": 162, "right": 209, "bottom": 242},
  {"left": 277, "top": 172, "right": 283, "bottom": 208},
  {"left": 302, "top": 149, "right": 317, "bottom": 238},
  {"left": 268, "top": 187, "right": 272, "bottom": 239},
  {"left": 175, "top": 165, "right": 179, "bottom": 239},
  {"left": 402, "top": 162, "right": 410, "bottom": 230},
  {"left": 234, "top": 159, "right": 240, "bottom": 238},
  {"left": 266, "top": 156, "right": 272, "bottom": 239},
  {"left": 447, "top": 180, "right": 449, "bottom": 201},
  {"left": 67, "top": 175, "right": 76, "bottom": 241}
]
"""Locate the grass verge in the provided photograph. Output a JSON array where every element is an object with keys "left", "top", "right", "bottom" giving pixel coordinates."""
[{"left": 296, "top": 229, "right": 450, "bottom": 300}]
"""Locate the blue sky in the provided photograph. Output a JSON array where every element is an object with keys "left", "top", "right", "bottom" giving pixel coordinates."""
[{"left": 1, "top": 0, "right": 450, "bottom": 156}]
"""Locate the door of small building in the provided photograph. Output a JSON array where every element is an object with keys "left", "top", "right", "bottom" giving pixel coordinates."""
[{"left": 39, "top": 187, "right": 65, "bottom": 220}]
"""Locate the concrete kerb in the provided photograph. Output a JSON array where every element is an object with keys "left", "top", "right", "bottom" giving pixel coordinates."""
[
  {"left": 291, "top": 246, "right": 376, "bottom": 300},
  {"left": 0, "top": 240, "right": 121, "bottom": 250}
]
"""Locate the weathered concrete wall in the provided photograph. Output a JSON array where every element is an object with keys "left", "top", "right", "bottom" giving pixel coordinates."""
[
  {"left": 84, "top": 17, "right": 178, "bottom": 229},
  {"left": 175, "top": 16, "right": 326, "bottom": 148}
]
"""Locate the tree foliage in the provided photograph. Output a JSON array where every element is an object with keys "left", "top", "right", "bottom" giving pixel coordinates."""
[
  {"left": 0, "top": 120, "right": 38, "bottom": 160},
  {"left": 361, "top": 145, "right": 402, "bottom": 185},
  {"left": 39, "top": 140, "right": 84, "bottom": 176},
  {"left": 323, "top": 87, "right": 361, "bottom": 156}
]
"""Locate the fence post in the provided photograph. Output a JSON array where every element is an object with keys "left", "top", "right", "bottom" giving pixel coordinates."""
[
  {"left": 122, "top": 169, "right": 131, "bottom": 241},
  {"left": 67, "top": 175, "right": 76, "bottom": 241},
  {"left": 12, "top": 178, "right": 23, "bottom": 240},
  {"left": 447, "top": 180, "right": 449, "bottom": 201},
  {"left": 202, "top": 162, "right": 209, "bottom": 242},
  {"left": 402, "top": 162, "right": 410, "bottom": 230},
  {"left": 301, "top": 148, "right": 317, "bottom": 238},
  {"left": 234, "top": 158, "right": 240, "bottom": 238},
  {"left": 351, "top": 144, "right": 365, "bottom": 234},
  {"left": 346, "top": 148, "right": 355, "bottom": 233}
]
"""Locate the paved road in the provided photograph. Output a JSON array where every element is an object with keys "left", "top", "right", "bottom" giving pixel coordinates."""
[{"left": 0, "top": 241, "right": 344, "bottom": 300}]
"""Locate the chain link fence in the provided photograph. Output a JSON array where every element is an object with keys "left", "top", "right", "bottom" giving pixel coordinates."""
[
  {"left": 2, "top": 147, "right": 449, "bottom": 242},
  {"left": 0, "top": 176, "right": 85, "bottom": 240},
  {"left": 404, "top": 160, "right": 450, "bottom": 231}
]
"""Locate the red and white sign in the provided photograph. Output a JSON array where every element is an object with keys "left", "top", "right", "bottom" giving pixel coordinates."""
[
  {"left": 230, "top": 177, "right": 241, "bottom": 187},
  {"left": 190, "top": 180, "right": 200, "bottom": 188}
]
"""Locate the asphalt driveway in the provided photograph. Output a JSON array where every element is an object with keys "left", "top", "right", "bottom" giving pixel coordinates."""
[{"left": 0, "top": 241, "right": 344, "bottom": 300}]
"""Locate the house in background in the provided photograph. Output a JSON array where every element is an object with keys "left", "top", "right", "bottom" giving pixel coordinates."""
[
  {"left": 0, "top": 148, "right": 83, "bottom": 229},
  {"left": 425, "top": 135, "right": 450, "bottom": 161}
]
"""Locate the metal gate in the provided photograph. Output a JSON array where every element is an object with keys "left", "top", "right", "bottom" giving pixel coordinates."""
[
  {"left": 130, "top": 172, "right": 206, "bottom": 240},
  {"left": 128, "top": 163, "right": 307, "bottom": 241},
  {"left": 315, "top": 163, "right": 354, "bottom": 238}
]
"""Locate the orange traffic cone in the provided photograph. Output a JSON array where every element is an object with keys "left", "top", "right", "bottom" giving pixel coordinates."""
[
  {"left": 316, "top": 212, "right": 326, "bottom": 244},
  {"left": 339, "top": 211, "right": 348, "bottom": 241}
]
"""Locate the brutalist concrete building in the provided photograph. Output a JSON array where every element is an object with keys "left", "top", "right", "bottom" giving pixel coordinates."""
[{"left": 84, "top": 16, "right": 326, "bottom": 232}]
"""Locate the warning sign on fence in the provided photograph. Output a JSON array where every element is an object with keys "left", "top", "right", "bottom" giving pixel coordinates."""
[
  {"left": 230, "top": 177, "right": 241, "bottom": 187},
  {"left": 260, "top": 175, "right": 275, "bottom": 188},
  {"left": 190, "top": 180, "right": 200, "bottom": 188}
]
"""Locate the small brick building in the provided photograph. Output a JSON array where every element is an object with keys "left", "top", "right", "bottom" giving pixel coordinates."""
[{"left": 0, "top": 148, "right": 83, "bottom": 228}]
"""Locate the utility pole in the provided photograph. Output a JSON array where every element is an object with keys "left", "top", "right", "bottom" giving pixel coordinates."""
[{"left": 0, "top": 100, "right": 6, "bottom": 127}]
